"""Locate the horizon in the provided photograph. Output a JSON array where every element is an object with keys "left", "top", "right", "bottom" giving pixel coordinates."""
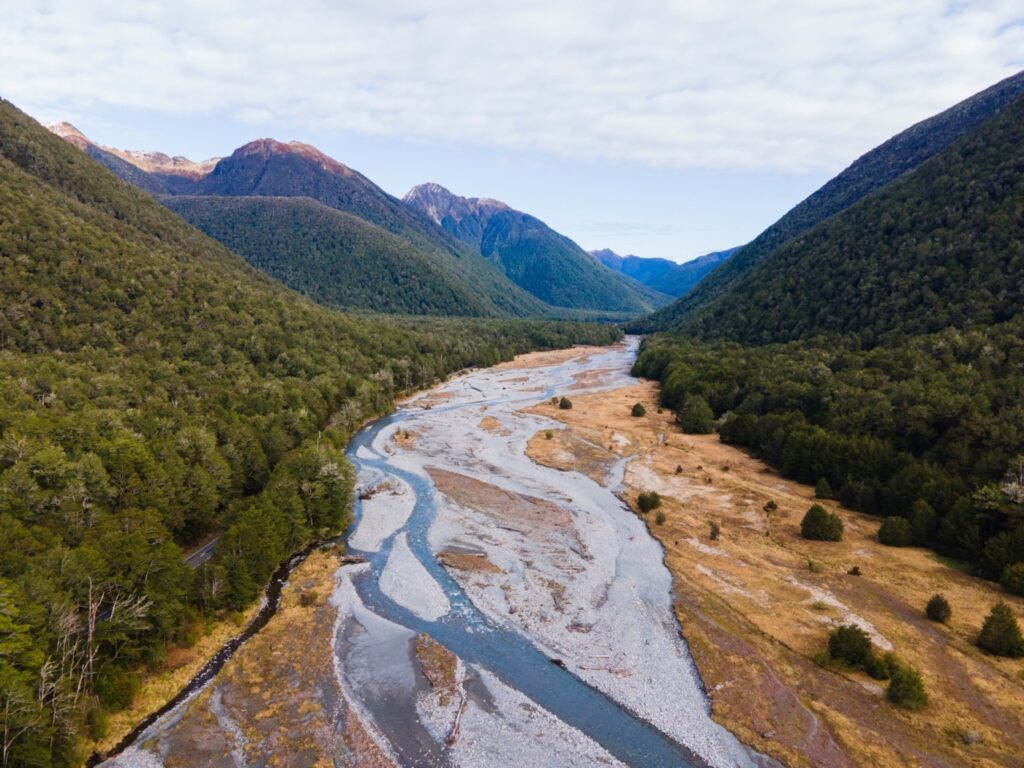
[{"left": 5, "top": 1, "right": 1023, "bottom": 261}]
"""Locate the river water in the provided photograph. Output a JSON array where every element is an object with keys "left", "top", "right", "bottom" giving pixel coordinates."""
[
  {"left": 101, "top": 339, "right": 765, "bottom": 768},
  {"left": 337, "top": 339, "right": 761, "bottom": 767}
]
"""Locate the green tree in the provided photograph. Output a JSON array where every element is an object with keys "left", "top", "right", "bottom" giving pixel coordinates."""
[
  {"left": 678, "top": 394, "right": 715, "bottom": 434},
  {"left": 828, "top": 624, "right": 873, "bottom": 667},
  {"left": 631, "top": 403, "right": 646, "bottom": 417},
  {"left": 559, "top": 397, "right": 573, "bottom": 410},
  {"left": 801, "top": 504, "right": 844, "bottom": 541},
  {"left": 1001, "top": 563, "right": 1024, "bottom": 597},
  {"left": 887, "top": 665, "right": 928, "bottom": 710},
  {"left": 925, "top": 594, "right": 951, "bottom": 623},
  {"left": 815, "top": 477, "right": 834, "bottom": 499},
  {"left": 878, "top": 516, "right": 914, "bottom": 547},
  {"left": 977, "top": 602, "right": 1024, "bottom": 658}
]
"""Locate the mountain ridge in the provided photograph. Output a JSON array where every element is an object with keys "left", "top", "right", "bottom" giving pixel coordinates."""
[{"left": 403, "top": 182, "right": 672, "bottom": 313}]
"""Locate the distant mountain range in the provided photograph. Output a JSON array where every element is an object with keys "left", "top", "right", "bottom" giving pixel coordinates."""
[
  {"left": 48, "top": 127, "right": 669, "bottom": 318},
  {"left": 636, "top": 68, "right": 1024, "bottom": 337},
  {"left": 403, "top": 183, "right": 670, "bottom": 313},
  {"left": 589, "top": 247, "right": 738, "bottom": 297}
]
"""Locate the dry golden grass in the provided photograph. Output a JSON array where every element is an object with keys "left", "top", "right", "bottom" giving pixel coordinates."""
[
  {"left": 528, "top": 380, "right": 1024, "bottom": 768},
  {"left": 87, "top": 601, "right": 261, "bottom": 756}
]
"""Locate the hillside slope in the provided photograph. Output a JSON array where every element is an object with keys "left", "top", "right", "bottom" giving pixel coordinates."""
[
  {"left": 591, "top": 247, "right": 737, "bottom": 296},
  {"left": 637, "top": 68, "right": 1024, "bottom": 332},
  {"left": 673, "top": 90, "right": 1024, "bottom": 344},
  {"left": 0, "top": 97, "right": 620, "bottom": 766},
  {"left": 404, "top": 183, "right": 671, "bottom": 313},
  {"left": 164, "top": 195, "right": 496, "bottom": 316}
]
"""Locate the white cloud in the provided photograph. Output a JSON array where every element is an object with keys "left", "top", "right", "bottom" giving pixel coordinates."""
[{"left": 1, "top": 0, "right": 1022, "bottom": 171}]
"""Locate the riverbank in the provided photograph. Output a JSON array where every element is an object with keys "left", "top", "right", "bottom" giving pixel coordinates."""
[{"left": 527, "top": 380, "right": 1024, "bottom": 768}]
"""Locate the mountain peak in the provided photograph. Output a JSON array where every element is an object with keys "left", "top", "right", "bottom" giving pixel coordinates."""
[
  {"left": 404, "top": 182, "right": 509, "bottom": 226},
  {"left": 46, "top": 121, "right": 219, "bottom": 178},
  {"left": 232, "top": 138, "right": 357, "bottom": 178},
  {"left": 46, "top": 121, "right": 93, "bottom": 150}
]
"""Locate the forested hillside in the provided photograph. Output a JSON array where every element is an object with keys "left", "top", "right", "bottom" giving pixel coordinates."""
[
  {"left": 668, "top": 90, "right": 1024, "bottom": 345},
  {"left": 404, "top": 183, "right": 672, "bottom": 313},
  {"left": 163, "top": 195, "right": 496, "bottom": 316},
  {"left": 635, "top": 68, "right": 1024, "bottom": 333},
  {"left": 634, "top": 323, "right": 1024, "bottom": 585},
  {"left": 630, "top": 73, "right": 1024, "bottom": 602},
  {"left": 0, "top": 98, "right": 620, "bottom": 766}
]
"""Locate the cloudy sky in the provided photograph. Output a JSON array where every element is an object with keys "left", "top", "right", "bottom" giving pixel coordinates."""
[{"left": 2, "top": 1, "right": 1022, "bottom": 260}]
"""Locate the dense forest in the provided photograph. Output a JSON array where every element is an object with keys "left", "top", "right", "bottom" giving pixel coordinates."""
[
  {"left": 0, "top": 98, "right": 621, "bottom": 766},
  {"left": 664, "top": 91, "right": 1024, "bottom": 345},
  {"left": 634, "top": 68, "right": 1024, "bottom": 334},
  {"left": 163, "top": 195, "right": 495, "bottom": 317},
  {"left": 634, "top": 323, "right": 1024, "bottom": 585}
]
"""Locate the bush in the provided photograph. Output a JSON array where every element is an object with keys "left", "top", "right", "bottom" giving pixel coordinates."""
[
  {"left": 815, "top": 477, "right": 833, "bottom": 499},
  {"left": 1001, "top": 562, "right": 1024, "bottom": 596},
  {"left": 558, "top": 397, "right": 573, "bottom": 410},
  {"left": 675, "top": 465, "right": 683, "bottom": 474},
  {"left": 709, "top": 521, "right": 721, "bottom": 541},
  {"left": 865, "top": 651, "right": 898, "bottom": 681},
  {"left": 655, "top": 511, "right": 666, "bottom": 525},
  {"left": 887, "top": 665, "right": 928, "bottom": 710},
  {"left": 848, "top": 565, "right": 862, "bottom": 576},
  {"left": 631, "top": 403, "right": 646, "bottom": 417},
  {"left": 801, "top": 504, "right": 844, "bottom": 541},
  {"left": 977, "top": 601, "right": 1024, "bottom": 657},
  {"left": 638, "top": 491, "right": 662, "bottom": 513},
  {"left": 764, "top": 500, "right": 778, "bottom": 512},
  {"left": 925, "top": 594, "right": 951, "bottom": 623},
  {"left": 878, "top": 516, "right": 914, "bottom": 547},
  {"left": 544, "top": 430, "right": 553, "bottom": 440},
  {"left": 828, "top": 624, "right": 874, "bottom": 667},
  {"left": 678, "top": 394, "right": 715, "bottom": 434},
  {"left": 908, "top": 499, "right": 936, "bottom": 545}
]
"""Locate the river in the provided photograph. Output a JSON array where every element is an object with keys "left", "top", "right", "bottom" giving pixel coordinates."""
[{"left": 102, "top": 339, "right": 766, "bottom": 768}]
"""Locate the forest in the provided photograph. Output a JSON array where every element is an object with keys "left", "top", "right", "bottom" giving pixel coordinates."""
[
  {"left": 634, "top": 321, "right": 1024, "bottom": 588},
  {"left": 0, "top": 97, "right": 621, "bottom": 766}
]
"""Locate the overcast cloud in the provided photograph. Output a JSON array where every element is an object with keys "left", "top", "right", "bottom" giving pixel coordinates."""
[{"left": 2, "top": 1, "right": 1022, "bottom": 173}]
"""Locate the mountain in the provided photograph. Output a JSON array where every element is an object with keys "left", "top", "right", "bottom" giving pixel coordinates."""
[
  {"left": 0, "top": 97, "right": 622, "bottom": 765},
  {"left": 637, "top": 68, "right": 1024, "bottom": 333},
  {"left": 47, "top": 120, "right": 217, "bottom": 194},
  {"left": 651, "top": 85, "right": 1024, "bottom": 345},
  {"left": 163, "top": 195, "right": 496, "bottom": 316},
  {"left": 404, "top": 183, "right": 672, "bottom": 313},
  {"left": 590, "top": 247, "right": 737, "bottom": 297},
  {"left": 49, "top": 128, "right": 558, "bottom": 318}
]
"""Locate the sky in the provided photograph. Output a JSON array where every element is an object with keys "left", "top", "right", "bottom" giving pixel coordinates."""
[{"left": 2, "top": 1, "right": 1022, "bottom": 262}]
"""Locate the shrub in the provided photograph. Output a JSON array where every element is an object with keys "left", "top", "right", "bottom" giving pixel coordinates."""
[
  {"left": 544, "top": 430, "right": 553, "bottom": 440},
  {"left": 638, "top": 491, "right": 662, "bottom": 513},
  {"left": 678, "top": 394, "right": 715, "bottom": 434},
  {"left": 887, "top": 665, "right": 928, "bottom": 710},
  {"left": 655, "top": 511, "right": 666, "bottom": 525},
  {"left": 866, "top": 651, "right": 898, "bottom": 681},
  {"left": 801, "top": 504, "right": 844, "bottom": 541},
  {"left": 977, "top": 602, "right": 1024, "bottom": 657},
  {"left": 558, "top": 397, "right": 573, "bottom": 410},
  {"left": 1001, "top": 562, "right": 1024, "bottom": 597},
  {"left": 878, "top": 516, "right": 914, "bottom": 547},
  {"left": 631, "top": 403, "right": 646, "bottom": 417},
  {"left": 848, "top": 565, "right": 862, "bottom": 576},
  {"left": 675, "top": 465, "right": 683, "bottom": 474},
  {"left": 764, "top": 500, "right": 778, "bottom": 512},
  {"left": 709, "top": 521, "right": 721, "bottom": 541},
  {"left": 828, "top": 624, "right": 874, "bottom": 668},
  {"left": 815, "top": 477, "right": 833, "bottom": 499},
  {"left": 925, "top": 594, "right": 951, "bottom": 623}
]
